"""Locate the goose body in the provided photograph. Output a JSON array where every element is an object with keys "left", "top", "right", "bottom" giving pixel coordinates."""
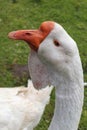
[
  {"left": 9, "top": 21, "right": 84, "bottom": 130},
  {"left": 0, "top": 80, "right": 53, "bottom": 130}
]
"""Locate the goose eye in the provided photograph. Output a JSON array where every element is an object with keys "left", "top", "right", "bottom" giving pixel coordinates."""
[{"left": 54, "top": 40, "right": 60, "bottom": 47}]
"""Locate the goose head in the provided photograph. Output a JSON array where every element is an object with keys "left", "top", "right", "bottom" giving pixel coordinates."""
[{"left": 8, "top": 21, "right": 83, "bottom": 89}]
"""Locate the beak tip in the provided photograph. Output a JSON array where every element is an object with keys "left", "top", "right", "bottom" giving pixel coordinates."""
[{"left": 8, "top": 31, "right": 17, "bottom": 39}]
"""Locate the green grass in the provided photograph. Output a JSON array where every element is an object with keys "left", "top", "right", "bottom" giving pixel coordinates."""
[{"left": 0, "top": 0, "right": 87, "bottom": 129}]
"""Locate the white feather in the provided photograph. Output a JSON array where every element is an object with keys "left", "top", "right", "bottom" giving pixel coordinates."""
[{"left": 0, "top": 80, "right": 53, "bottom": 130}]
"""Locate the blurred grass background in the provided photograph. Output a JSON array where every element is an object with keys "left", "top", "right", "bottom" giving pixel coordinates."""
[{"left": 0, "top": 0, "right": 87, "bottom": 129}]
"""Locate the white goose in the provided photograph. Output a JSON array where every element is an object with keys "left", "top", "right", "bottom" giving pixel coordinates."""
[
  {"left": 8, "top": 21, "right": 84, "bottom": 130},
  {"left": 0, "top": 80, "right": 53, "bottom": 130}
]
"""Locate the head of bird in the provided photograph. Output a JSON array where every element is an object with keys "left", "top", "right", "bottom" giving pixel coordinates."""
[{"left": 8, "top": 21, "right": 81, "bottom": 89}]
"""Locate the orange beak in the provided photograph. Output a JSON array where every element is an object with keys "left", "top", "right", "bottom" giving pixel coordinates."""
[
  {"left": 8, "top": 21, "right": 54, "bottom": 51},
  {"left": 8, "top": 30, "right": 44, "bottom": 51}
]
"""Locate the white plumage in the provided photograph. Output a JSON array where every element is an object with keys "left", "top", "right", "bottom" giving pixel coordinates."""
[
  {"left": 8, "top": 21, "right": 84, "bottom": 130},
  {"left": 0, "top": 80, "right": 53, "bottom": 130}
]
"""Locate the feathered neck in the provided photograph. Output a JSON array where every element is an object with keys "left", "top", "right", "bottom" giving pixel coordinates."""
[
  {"left": 49, "top": 81, "right": 84, "bottom": 130},
  {"left": 48, "top": 56, "right": 84, "bottom": 130}
]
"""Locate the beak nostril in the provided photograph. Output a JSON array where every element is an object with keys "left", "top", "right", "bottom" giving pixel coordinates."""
[{"left": 25, "top": 32, "right": 32, "bottom": 36}]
